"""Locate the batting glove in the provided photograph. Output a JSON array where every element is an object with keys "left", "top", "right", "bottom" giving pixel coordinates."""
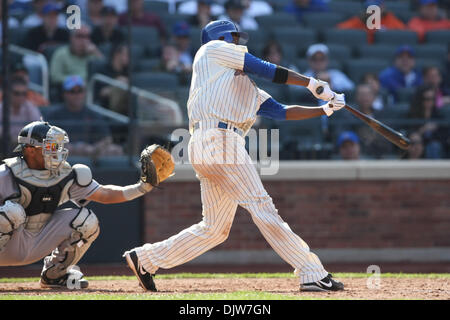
[
  {"left": 322, "top": 93, "right": 346, "bottom": 117},
  {"left": 307, "top": 77, "right": 334, "bottom": 101}
]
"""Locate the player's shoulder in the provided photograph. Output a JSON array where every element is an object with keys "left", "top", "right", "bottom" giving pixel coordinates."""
[
  {"left": 204, "top": 40, "right": 248, "bottom": 53},
  {"left": 71, "top": 163, "right": 93, "bottom": 187}
]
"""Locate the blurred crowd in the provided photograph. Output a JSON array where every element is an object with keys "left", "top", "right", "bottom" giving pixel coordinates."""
[{"left": 0, "top": 0, "right": 449, "bottom": 161}]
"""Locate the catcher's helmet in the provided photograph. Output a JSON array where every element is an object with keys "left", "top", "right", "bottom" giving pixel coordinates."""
[
  {"left": 14, "top": 121, "right": 69, "bottom": 172},
  {"left": 201, "top": 20, "right": 248, "bottom": 45}
]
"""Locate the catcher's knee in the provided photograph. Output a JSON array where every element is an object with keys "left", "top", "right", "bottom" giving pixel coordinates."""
[
  {"left": 0, "top": 201, "right": 26, "bottom": 251},
  {"left": 70, "top": 208, "right": 100, "bottom": 244}
]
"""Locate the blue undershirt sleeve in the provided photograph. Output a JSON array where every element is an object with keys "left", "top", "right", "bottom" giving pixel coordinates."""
[
  {"left": 243, "top": 53, "right": 276, "bottom": 81},
  {"left": 257, "top": 97, "right": 287, "bottom": 120}
]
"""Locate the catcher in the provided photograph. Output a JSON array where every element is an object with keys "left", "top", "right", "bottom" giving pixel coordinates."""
[{"left": 0, "top": 121, "right": 174, "bottom": 289}]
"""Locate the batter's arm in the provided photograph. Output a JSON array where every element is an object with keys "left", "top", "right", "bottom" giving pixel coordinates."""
[{"left": 285, "top": 105, "right": 326, "bottom": 120}]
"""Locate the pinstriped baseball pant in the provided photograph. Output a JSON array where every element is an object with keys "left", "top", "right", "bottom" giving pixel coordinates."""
[{"left": 136, "top": 128, "right": 328, "bottom": 284}]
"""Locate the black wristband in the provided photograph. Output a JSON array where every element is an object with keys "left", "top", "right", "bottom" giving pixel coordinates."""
[{"left": 273, "top": 66, "right": 289, "bottom": 84}]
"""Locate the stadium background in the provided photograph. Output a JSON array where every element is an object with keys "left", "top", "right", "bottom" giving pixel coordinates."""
[{"left": 0, "top": 0, "right": 449, "bottom": 276}]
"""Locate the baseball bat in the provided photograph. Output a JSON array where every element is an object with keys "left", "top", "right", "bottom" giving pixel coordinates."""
[{"left": 316, "top": 87, "right": 410, "bottom": 150}]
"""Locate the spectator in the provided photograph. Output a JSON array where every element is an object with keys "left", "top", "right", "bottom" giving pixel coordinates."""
[
  {"left": 0, "top": 77, "right": 42, "bottom": 143},
  {"left": 22, "top": 0, "right": 66, "bottom": 28},
  {"left": 46, "top": 75, "right": 123, "bottom": 157},
  {"left": 172, "top": 21, "right": 194, "bottom": 71},
  {"left": 408, "top": 0, "right": 450, "bottom": 43},
  {"left": 423, "top": 65, "right": 450, "bottom": 108},
  {"left": 354, "top": 84, "right": 391, "bottom": 157},
  {"left": 187, "top": 0, "right": 218, "bottom": 29},
  {"left": 118, "top": 0, "right": 167, "bottom": 41},
  {"left": 0, "top": 61, "right": 49, "bottom": 107},
  {"left": 154, "top": 42, "right": 192, "bottom": 77},
  {"left": 303, "top": 44, "right": 354, "bottom": 92},
  {"left": 402, "top": 132, "right": 425, "bottom": 159},
  {"left": 85, "top": 0, "right": 104, "bottom": 27},
  {"left": 355, "top": 84, "right": 379, "bottom": 115},
  {"left": 336, "top": 131, "right": 361, "bottom": 160},
  {"left": 91, "top": 5, "right": 124, "bottom": 46},
  {"left": 379, "top": 45, "right": 423, "bottom": 102},
  {"left": 284, "top": 0, "right": 328, "bottom": 24},
  {"left": 23, "top": 2, "right": 69, "bottom": 53},
  {"left": 408, "top": 84, "right": 446, "bottom": 158},
  {"left": 361, "top": 72, "right": 385, "bottom": 111},
  {"left": 50, "top": 24, "right": 104, "bottom": 87},
  {"left": 178, "top": 0, "right": 224, "bottom": 17},
  {"left": 219, "top": 0, "right": 259, "bottom": 31},
  {"left": 262, "top": 40, "right": 299, "bottom": 72},
  {"left": 337, "top": 0, "right": 405, "bottom": 44},
  {"left": 242, "top": 0, "right": 273, "bottom": 18},
  {"left": 97, "top": 43, "right": 129, "bottom": 115}
]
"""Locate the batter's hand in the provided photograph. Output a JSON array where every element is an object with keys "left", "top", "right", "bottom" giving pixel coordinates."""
[
  {"left": 322, "top": 93, "right": 346, "bottom": 116},
  {"left": 307, "top": 78, "right": 334, "bottom": 101}
]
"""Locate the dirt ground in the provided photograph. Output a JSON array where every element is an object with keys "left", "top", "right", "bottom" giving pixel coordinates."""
[{"left": 1, "top": 277, "right": 449, "bottom": 300}]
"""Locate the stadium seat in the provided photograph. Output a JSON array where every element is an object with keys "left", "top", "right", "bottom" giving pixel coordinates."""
[
  {"left": 374, "top": 30, "right": 418, "bottom": 45},
  {"left": 302, "top": 12, "right": 346, "bottom": 30},
  {"left": 322, "top": 29, "right": 367, "bottom": 47},
  {"left": 396, "top": 87, "right": 415, "bottom": 104},
  {"left": 132, "top": 72, "right": 179, "bottom": 89},
  {"left": 42, "top": 44, "right": 64, "bottom": 62},
  {"left": 9, "top": 27, "right": 29, "bottom": 46},
  {"left": 395, "top": 11, "right": 415, "bottom": 24},
  {"left": 378, "top": 103, "right": 410, "bottom": 121},
  {"left": 345, "top": 58, "right": 389, "bottom": 83},
  {"left": 414, "top": 44, "right": 447, "bottom": 60},
  {"left": 326, "top": 44, "right": 352, "bottom": 61},
  {"left": 122, "top": 26, "right": 159, "bottom": 47},
  {"left": 425, "top": 30, "right": 450, "bottom": 44},
  {"left": 246, "top": 30, "right": 270, "bottom": 47},
  {"left": 138, "top": 58, "right": 160, "bottom": 71},
  {"left": 328, "top": 1, "right": 363, "bottom": 18},
  {"left": 88, "top": 59, "right": 107, "bottom": 79},
  {"left": 95, "top": 156, "right": 136, "bottom": 168},
  {"left": 272, "top": 27, "right": 317, "bottom": 52},
  {"left": 143, "top": 1, "right": 169, "bottom": 14},
  {"left": 160, "top": 14, "right": 191, "bottom": 31},
  {"left": 357, "top": 44, "right": 397, "bottom": 60},
  {"left": 295, "top": 58, "right": 343, "bottom": 72},
  {"left": 416, "top": 58, "right": 444, "bottom": 72},
  {"left": 190, "top": 27, "right": 202, "bottom": 51},
  {"left": 268, "top": 0, "right": 291, "bottom": 12},
  {"left": 256, "top": 13, "right": 299, "bottom": 28},
  {"left": 67, "top": 156, "right": 93, "bottom": 168},
  {"left": 384, "top": 1, "right": 411, "bottom": 14}
]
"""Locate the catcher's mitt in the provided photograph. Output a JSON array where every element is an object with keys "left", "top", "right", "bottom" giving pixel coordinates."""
[{"left": 139, "top": 144, "right": 175, "bottom": 187}]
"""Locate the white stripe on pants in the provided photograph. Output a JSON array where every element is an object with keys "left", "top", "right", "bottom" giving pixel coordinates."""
[{"left": 136, "top": 128, "right": 328, "bottom": 284}]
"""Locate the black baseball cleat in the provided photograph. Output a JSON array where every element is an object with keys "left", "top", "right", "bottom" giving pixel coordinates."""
[
  {"left": 300, "top": 273, "right": 344, "bottom": 292},
  {"left": 123, "top": 250, "right": 157, "bottom": 292},
  {"left": 40, "top": 268, "right": 89, "bottom": 289}
]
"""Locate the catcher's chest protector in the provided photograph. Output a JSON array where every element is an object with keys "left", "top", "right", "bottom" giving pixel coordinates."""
[{"left": 3, "top": 157, "right": 75, "bottom": 217}]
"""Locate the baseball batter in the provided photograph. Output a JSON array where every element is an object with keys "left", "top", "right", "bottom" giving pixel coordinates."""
[
  {"left": 124, "top": 20, "right": 346, "bottom": 292},
  {"left": 0, "top": 121, "right": 172, "bottom": 288}
]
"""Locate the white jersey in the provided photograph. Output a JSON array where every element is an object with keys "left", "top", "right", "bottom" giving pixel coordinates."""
[{"left": 187, "top": 40, "right": 271, "bottom": 134}]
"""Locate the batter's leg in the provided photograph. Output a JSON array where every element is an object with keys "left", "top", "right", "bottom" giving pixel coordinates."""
[
  {"left": 207, "top": 130, "right": 328, "bottom": 284},
  {"left": 135, "top": 175, "right": 238, "bottom": 274}
]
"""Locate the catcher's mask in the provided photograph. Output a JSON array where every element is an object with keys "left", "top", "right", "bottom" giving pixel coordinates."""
[{"left": 14, "top": 121, "right": 70, "bottom": 172}]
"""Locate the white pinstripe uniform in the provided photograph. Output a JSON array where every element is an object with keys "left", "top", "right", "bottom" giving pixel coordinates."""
[{"left": 135, "top": 40, "right": 328, "bottom": 284}]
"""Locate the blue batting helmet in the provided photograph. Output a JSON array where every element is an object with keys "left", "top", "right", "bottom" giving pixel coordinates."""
[{"left": 201, "top": 20, "right": 248, "bottom": 45}]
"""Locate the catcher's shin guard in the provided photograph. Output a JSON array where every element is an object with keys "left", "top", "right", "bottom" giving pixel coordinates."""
[{"left": 41, "top": 208, "right": 99, "bottom": 280}]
